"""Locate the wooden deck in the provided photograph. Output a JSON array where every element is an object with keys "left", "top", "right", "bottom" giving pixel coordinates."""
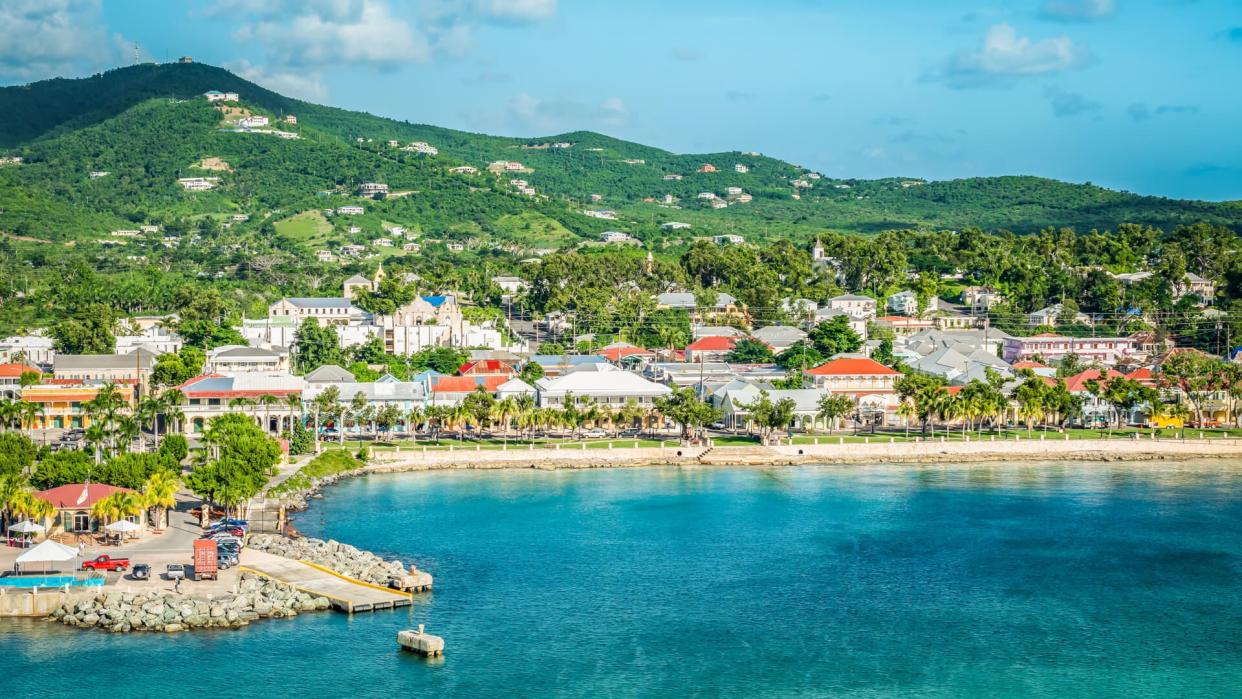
[{"left": 240, "top": 552, "right": 412, "bottom": 613}]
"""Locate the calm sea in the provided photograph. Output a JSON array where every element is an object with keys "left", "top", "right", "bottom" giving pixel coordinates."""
[{"left": 4, "top": 463, "right": 1242, "bottom": 698}]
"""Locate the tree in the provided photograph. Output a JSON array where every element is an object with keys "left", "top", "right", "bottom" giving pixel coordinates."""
[
  {"left": 727, "top": 338, "right": 775, "bottom": 363},
  {"left": 816, "top": 394, "right": 856, "bottom": 432},
  {"left": 1160, "top": 351, "right": 1228, "bottom": 427},
  {"left": 294, "top": 321, "right": 344, "bottom": 374},
  {"left": 519, "top": 361, "right": 545, "bottom": 384},
  {"left": 30, "top": 450, "right": 92, "bottom": 489},
  {"left": 49, "top": 303, "right": 116, "bottom": 354},
  {"left": 743, "top": 391, "right": 797, "bottom": 444},
  {"left": 185, "top": 414, "right": 280, "bottom": 520},
  {"left": 776, "top": 341, "right": 823, "bottom": 371},
  {"left": 653, "top": 387, "right": 720, "bottom": 442},
  {"left": 808, "top": 315, "right": 862, "bottom": 358},
  {"left": 152, "top": 347, "right": 205, "bottom": 386},
  {"left": 142, "top": 469, "right": 181, "bottom": 530},
  {"left": 894, "top": 373, "right": 948, "bottom": 436},
  {"left": 159, "top": 434, "right": 189, "bottom": 464},
  {"left": 92, "top": 491, "right": 144, "bottom": 539},
  {"left": 0, "top": 432, "right": 36, "bottom": 475}
]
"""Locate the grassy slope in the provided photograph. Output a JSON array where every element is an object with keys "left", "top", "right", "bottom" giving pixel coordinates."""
[{"left": 1, "top": 62, "right": 1239, "bottom": 239}]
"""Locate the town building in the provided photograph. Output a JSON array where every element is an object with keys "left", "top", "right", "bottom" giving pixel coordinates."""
[
  {"left": 37, "top": 484, "right": 146, "bottom": 535},
  {"left": 0, "top": 363, "right": 39, "bottom": 400},
  {"left": 358, "top": 182, "right": 389, "bottom": 197},
  {"left": 22, "top": 383, "right": 136, "bottom": 430},
  {"left": 535, "top": 365, "right": 671, "bottom": 408},
  {"left": 803, "top": 357, "right": 900, "bottom": 423},
  {"left": 178, "top": 372, "right": 304, "bottom": 435},
  {"left": 206, "top": 345, "right": 289, "bottom": 373},
  {"left": 828, "top": 294, "right": 877, "bottom": 320},
  {"left": 1002, "top": 334, "right": 1139, "bottom": 365}
]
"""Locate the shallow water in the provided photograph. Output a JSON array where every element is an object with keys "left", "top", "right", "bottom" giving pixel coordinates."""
[{"left": 4, "top": 462, "right": 1242, "bottom": 698}]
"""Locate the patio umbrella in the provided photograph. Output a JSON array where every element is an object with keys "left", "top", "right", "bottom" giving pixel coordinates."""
[
  {"left": 8, "top": 520, "right": 45, "bottom": 535},
  {"left": 105, "top": 519, "right": 142, "bottom": 540},
  {"left": 15, "top": 539, "right": 78, "bottom": 574}
]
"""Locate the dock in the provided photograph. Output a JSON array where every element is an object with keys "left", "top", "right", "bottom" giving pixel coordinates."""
[{"left": 240, "top": 553, "right": 412, "bottom": 613}]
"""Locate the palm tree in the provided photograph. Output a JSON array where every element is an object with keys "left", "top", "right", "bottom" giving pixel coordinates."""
[
  {"left": 0, "top": 397, "right": 19, "bottom": 431},
  {"left": 897, "top": 399, "right": 917, "bottom": 438},
  {"left": 160, "top": 390, "right": 186, "bottom": 443},
  {"left": 492, "top": 397, "right": 518, "bottom": 440},
  {"left": 284, "top": 394, "right": 303, "bottom": 436},
  {"left": 135, "top": 396, "right": 162, "bottom": 451},
  {"left": 19, "top": 400, "right": 45, "bottom": 445},
  {"left": 142, "top": 470, "right": 182, "bottom": 530},
  {"left": 0, "top": 473, "right": 29, "bottom": 532},
  {"left": 114, "top": 414, "right": 141, "bottom": 453},
  {"left": 258, "top": 394, "right": 281, "bottom": 434},
  {"left": 406, "top": 406, "right": 425, "bottom": 441},
  {"left": 85, "top": 424, "right": 107, "bottom": 465},
  {"left": 10, "top": 490, "right": 54, "bottom": 530}
]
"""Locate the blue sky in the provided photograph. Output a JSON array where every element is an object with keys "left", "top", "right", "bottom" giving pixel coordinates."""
[{"left": 2, "top": 0, "right": 1240, "bottom": 200}]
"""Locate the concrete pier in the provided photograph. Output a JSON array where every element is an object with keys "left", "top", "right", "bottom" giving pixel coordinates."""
[
  {"left": 239, "top": 552, "right": 412, "bottom": 614},
  {"left": 398, "top": 625, "right": 445, "bottom": 656}
]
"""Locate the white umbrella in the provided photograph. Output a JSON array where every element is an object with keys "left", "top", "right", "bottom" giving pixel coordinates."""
[
  {"left": 105, "top": 520, "right": 142, "bottom": 533},
  {"left": 15, "top": 539, "right": 79, "bottom": 573},
  {"left": 8, "top": 520, "right": 45, "bottom": 535}
]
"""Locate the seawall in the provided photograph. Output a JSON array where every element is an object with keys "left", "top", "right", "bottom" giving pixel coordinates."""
[{"left": 360, "top": 437, "right": 1242, "bottom": 472}]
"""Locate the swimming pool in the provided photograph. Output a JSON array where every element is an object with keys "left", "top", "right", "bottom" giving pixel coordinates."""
[{"left": 0, "top": 575, "right": 104, "bottom": 588}]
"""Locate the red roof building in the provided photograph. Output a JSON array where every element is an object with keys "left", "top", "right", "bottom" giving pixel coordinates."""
[
  {"left": 431, "top": 375, "right": 509, "bottom": 397},
  {"left": 805, "top": 357, "right": 900, "bottom": 377},
  {"left": 457, "top": 359, "right": 516, "bottom": 377},
  {"left": 0, "top": 363, "right": 40, "bottom": 379},
  {"left": 685, "top": 336, "right": 736, "bottom": 362},
  {"left": 803, "top": 357, "right": 901, "bottom": 420},
  {"left": 597, "top": 345, "right": 654, "bottom": 363},
  {"left": 1063, "top": 369, "right": 1126, "bottom": 393},
  {"left": 37, "top": 483, "right": 137, "bottom": 509}
]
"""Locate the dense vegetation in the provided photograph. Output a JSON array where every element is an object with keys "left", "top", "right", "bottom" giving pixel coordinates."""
[{"left": 0, "top": 62, "right": 1239, "bottom": 350}]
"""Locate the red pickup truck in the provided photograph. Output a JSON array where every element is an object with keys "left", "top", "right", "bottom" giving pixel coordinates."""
[{"left": 81, "top": 555, "right": 130, "bottom": 572}]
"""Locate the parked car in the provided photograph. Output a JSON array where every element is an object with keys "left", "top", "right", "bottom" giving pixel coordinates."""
[
  {"left": 81, "top": 555, "right": 129, "bottom": 572},
  {"left": 129, "top": 563, "right": 150, "bottom": 580},
  {"left": 619, "top": 428, "right": 641, "bottom": 437},
  {"left": 583, "top": 428, "right": 608, "bottom": 439},
  {"left": 165, "top": 563, "right": 186, "bottom": 580}
]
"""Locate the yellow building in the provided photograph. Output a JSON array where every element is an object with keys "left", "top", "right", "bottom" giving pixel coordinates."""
[{"left": 20, "top": 384, "right": 136, "bottom": 430}]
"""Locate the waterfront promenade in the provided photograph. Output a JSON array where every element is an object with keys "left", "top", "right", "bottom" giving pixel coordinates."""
[{"left": 356, "top": 434, "right": 1242, "bottom": 472}]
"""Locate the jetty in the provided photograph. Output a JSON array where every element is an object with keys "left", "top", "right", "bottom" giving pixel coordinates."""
[
  {"left": 240, "top": 553, "right": 412, "bottom": 613},
  {"left": 398, "top": 625, "right": 445, "bottom": 657}
]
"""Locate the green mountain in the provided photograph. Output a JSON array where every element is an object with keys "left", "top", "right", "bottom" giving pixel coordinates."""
[{"left": 1, "top": 61, "right": 1238, "bottom": 249}]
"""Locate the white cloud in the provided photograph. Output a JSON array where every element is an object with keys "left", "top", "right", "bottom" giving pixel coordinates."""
[
  {"left": 0, "top": 0, "right": 113, "bottom": 80},
  {"left": 1039, "top": 0, "right": 1117, "bottom": 23},
  {"left": 507, "top": 91, "right": 629, "bottom": 133},
  {"left": 233, "top": 0, "right": 431, "bottom": 69},
  {"left": 473, "top": 0, "right": 557, "bottom": 23},
  {"left": 229, "top": 59, "right": 328, "bottom": 102},
  {"left": 931, "top": 23, "right": 1087, "bottom": 88}
]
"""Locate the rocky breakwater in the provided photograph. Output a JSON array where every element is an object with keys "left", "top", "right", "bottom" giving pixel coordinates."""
[
  {"left": 248, "top": 533, "right": 433, "bottom": 591},
  {"left": 49, "top": 573, "right": 331, "bottom": 633}
]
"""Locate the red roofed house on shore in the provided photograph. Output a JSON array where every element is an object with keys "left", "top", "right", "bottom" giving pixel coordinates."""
[
  {"left": 36, "top": 483, "right": 145, "bottom": 535},
  {"left": 0, "top": 363, "right": 40, "bottom": 400},
  {"left": 1063, "top": 369, "right": 1127, "bottom": 427},
  {"left": 686, "top": 336, "right": 736, "bottom": 363},
  {"left": 803, "top": 357, "right": 901, "bottom": 424},
  {"left": 431, "top": 375, "right": 509, "bottom": 404}
]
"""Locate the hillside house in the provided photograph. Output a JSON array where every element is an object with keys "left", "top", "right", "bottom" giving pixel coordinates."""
[
  {"left": 358, "top": 182, "right": 389, "bottom": 196},
  {"left": 238, "top": 115, "right": 269, "bottom": 128},
  {"left": 697, "top": 164, "right": 718, "bottom": 173},
  {"left": 178, "top": 177, "right": 217, "bottom": 191},
  {"left": 828, "top": 294, "right": 877, "bottom": 320},
  {"left": 336, "top": 205, "right": 365, "bottom": 215}
]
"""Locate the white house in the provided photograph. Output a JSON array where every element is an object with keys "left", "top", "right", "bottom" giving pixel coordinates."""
[
  {"left": 178, "top": 177, "right": 217, "bottom": 191},
  {"left": 358, "top": 183, "right": 389, "bottom": 196},
  {"left": 335, "top": 205, "right": 365, "bottom": 215},
  {"left": 661, "top": 222, "right": 691, "bottom": 230},
  {"left": 828, "top": 294, "right": 877, "bottom": 320},
  {"left": 600, "top": 231, "right": 632, "bottom": 243},
  {"left": 238, "top": 115, "right": 269, "bottom": 128},
  {"left": 713, "top": 234, "right": 745, "bottom": 245},
  {"left": 535, "top": 365, "right": 671, "bottom": 408}
]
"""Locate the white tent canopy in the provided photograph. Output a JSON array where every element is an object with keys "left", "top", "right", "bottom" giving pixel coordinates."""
[
  {"left": 105, "top": 520, "right": 142, "bottom": 533},
  {"left": 15, "top": 539, "right": 78, "bottom": 566},
  {"left": 8, "top": 520, "right": 45, "bottom": 535}
]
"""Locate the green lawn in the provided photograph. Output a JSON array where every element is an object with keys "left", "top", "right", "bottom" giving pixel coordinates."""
[{"left": 274, "top": 209, "right": 332, "bottom": 241}]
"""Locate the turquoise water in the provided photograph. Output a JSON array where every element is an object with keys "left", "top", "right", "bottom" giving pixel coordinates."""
[
  {"left": 3, "top": 463, "right": 1242, "bottom": 698},
  {"left": 0, "top": 575, "right": 103, "bottom": 588}
]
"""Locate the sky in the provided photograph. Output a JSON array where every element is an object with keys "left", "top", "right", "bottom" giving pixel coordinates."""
[{"left": 1, "top": 0, "right": 1240, "bottom": 200}]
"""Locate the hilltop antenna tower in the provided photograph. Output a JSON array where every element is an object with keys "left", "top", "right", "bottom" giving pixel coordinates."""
[{"left": 133, "top": 43, "right": 140, "bottom": 65}]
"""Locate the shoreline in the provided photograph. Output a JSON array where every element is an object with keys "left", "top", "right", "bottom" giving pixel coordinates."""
[{"left": 269, "top": 436, "right": 1242, "bottom": 511}]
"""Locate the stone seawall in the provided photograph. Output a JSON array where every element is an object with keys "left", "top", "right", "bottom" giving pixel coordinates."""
[
  {"left": 358, "top": 438, "right": 1242, "bottom": 471},
  {"left": 248, "top": 534, "right": 416, "bottom": 587},
  {"left": 49, "top": 573, "right": 331, "bottom": 633}
]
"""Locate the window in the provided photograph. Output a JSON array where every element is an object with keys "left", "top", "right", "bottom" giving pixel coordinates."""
[{"left": 73, "top": 511, "right": 90, "bottom": 532}]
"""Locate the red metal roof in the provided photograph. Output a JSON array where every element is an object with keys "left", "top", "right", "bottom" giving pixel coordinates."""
[
  {"left": 597, "top": 346, "right": 653, "bottom": 362},
  {"left": 0, "top": 363, "right": 39, "bottom": 379},
  {"left": 1012, "top": 361, "right": 1050, "bottom": 369},
  {"left": 1063, "top": 369, "right": 1125, "bottom": 393},
  {"left": 36, "top": 483, "right": 137, "bottom": 509},
  {"left": 458, "top": 359, "right": 514, "bottom": 375},
  {"left": 686, "top": 336, "right": 736, "bottom": 352},
  {"left": 805, "top": 357, "right": 900, "bottom": 376},
  {"left": 432, "top": 375, "right": 508, "bottom": 394}
]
